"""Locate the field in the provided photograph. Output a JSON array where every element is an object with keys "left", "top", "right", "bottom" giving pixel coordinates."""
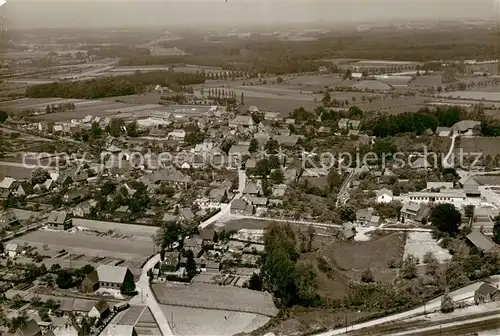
[
  {"left": 313, "top": 232, "right": 406, "bottom": 298},
  {"left": 436, "top": 91, "right": 500, "bottom": 102},
  {"left": 455, "top": 137, "right": 500, "bottom": 158},
  {"left": 11, "top": 229, "right": 154, "bottom": 272},
  {"left": 151, "top": 282, "right": 277, "bottom": 316},
  {"left": 161, "top": 305, "right": 269, "bottom": 336},
  {"left": 403, "top": 232, "right": 451, "bottom": 264},
  {"left": 72, "top": 218, "right": 158, "bottom": 238}
]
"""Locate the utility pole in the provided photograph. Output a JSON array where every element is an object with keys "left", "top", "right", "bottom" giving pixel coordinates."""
[{"left": 345, "top": 313, "right": 348, "bottom": 334}]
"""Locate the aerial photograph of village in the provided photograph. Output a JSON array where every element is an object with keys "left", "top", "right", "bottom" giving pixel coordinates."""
[{"left": 0, "top": 0, "right": 499, "bottom": 335}]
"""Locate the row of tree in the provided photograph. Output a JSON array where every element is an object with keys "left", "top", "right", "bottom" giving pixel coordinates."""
[
  {"left": 261, "top": 223, "right": 321, "bottom": 307},
  {"left": 363, "top": 106, "right": 465, "bottom": 138}
]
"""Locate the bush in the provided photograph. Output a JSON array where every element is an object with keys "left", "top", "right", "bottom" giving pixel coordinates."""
[
  {"left": 441, "top": 289, "right": 455, "bottom": 313},
  {"left": 361, "top": 269, "right": 375, "bottom": 283}
]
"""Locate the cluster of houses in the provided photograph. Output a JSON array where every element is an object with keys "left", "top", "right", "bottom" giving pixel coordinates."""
[{"left": 154, "top": 226, "right": 264, "bottom": 288}]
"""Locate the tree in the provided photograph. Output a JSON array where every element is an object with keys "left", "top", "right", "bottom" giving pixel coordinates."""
[
  {"left": 56, "top": 269, "right": 74, "bottom": 289},
  {"left": 276, "top": 76, "right": 284, "bottom": 84},
  {"left": 270, "top": 169, "right": 284, "bottom": 184},
  {"left": 0, "top": 110, "right": 8, "bottom": 123},
  {"left": 121, "top": 275, "right": 136, "bottom": 295},
  {"left": 327, "top": 169, "right": 342, "bottom": 191},
  {"left": 322, "top": 91, "right": 331, "bottom": 104},
  {"left": 221, "top": 138, "right": 235, "bottom": 155},
  {"left": 294, "top": 262, "right": 319, "bottom": 306},
  {"left": 255, "top": 158, "right": 271, "bottom": 177},
  {"left": 248, "top": 138, "right": 259, "bottom": 153},
  {"left": 91, "top": 121, "right": 102, "bottom": 138},
  {"left": 248, "top": 273, "right": 263, "bottom": 291},
  {"left": 307, "top": 225, "right": 315, "bottom": 252},
  {"left": 431, "top": 204, "right": 461, "bottom": 236},
  {"left": 493, "top": 215, "right": 500, "bottom": 244},
  {"left": 423, "top": 252, "right": 439, "bottom": 276},
  {"left": 126, "top": 120, "right": 139, "bottom": 137},
  {"left": 31, "top": 168, "right": 50, "bottom": 185},
  {"left": 241, "top": 92, "right": 244, "bottom": 104},
  {"left": 441, "top": 288, "right": 455, "bottom": 313},
  {"left": 464, "top": 205, "right": 475, "bottom": 219},
  {"left": 268, "top": 155, "right": 281, "bottom": 169},
  {"left": 265, "top": 139, "right": 279, "bottom": 154},
  {"left": 154, "top": 221, "right": 182, "bottom": 254},
  {"left": 361, "top": 269, "right": 375, "bottom": 283},
  {"left": 339, "top": 206, "right": 356, "bottom": 222},
  {"left": 185, "top": 250, "right": 197, "bottom": 279},
  {"left": 107, "top": 119, "right": 123, "bottom": 137},
  {"left": 343, "top": 69, "right": 352, "bottom": 80},
  {"left": 401, "top": 255, "right": 418, "bottom": 279}
]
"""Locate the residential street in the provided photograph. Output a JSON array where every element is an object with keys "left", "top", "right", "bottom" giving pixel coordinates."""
[{"left": 130, "top": 254, "right": 174, "bottom": 336}]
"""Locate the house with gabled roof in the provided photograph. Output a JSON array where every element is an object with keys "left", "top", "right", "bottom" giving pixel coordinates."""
[
  {"left": 81, "top": 265, "right": 134, "bottom": 293},
  {"left": 376, "top": 188, "right": 393, "bottom": 203},
  {"left": 229, "top": 116, "right": 255, "bottom": 131},
  {"left": 474, "top": 282, "right": 500, "bottom": 304},
  {"left": 0, "top": 177, "right": 17, "bottom": 189},
  {"left": 466, "top": 230, "right": 498, "bottom": 253},
  {"left": 14, "top": 319, "right": 41, "bottom": 336},
  {"left": 88, "top": 300, "right": 110, "bottom": 320},
  {"left": 230, "top": 198, "right": 254, "bottom": 216},
  {"left": 47, "top": 210, "right": 72, "bottom": 230}
]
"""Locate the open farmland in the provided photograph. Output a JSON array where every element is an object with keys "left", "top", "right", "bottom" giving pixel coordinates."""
[
  {"left": 152, "top": 282, "right": 278, "bottom": 316},
  {"left": 436, "top": 91, "right": 500, "bottom": 102},
  {"left": 454, "top": 137, "right": 500, "bottom": 158},
  {"left": 161, "top": 305, "right": 270, "bottom": 336}
]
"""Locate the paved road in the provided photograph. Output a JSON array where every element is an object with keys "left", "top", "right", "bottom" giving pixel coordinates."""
[
  {"left": 442, "top": 133, "right": 458, "bottom": 169},
  {"left": 336, "top": 169, "right": 357, "bottom": 207},
  {"left": 198, "top": 169, "right": 246, "bottom": 229},
  {"left": 130, "top": 254, "right": 174, "bottom": 336}
]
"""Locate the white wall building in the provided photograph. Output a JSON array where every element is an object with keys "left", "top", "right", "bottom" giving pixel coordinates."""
[{"left": 401, "top": 190, "right": 467, "bottom": 208}]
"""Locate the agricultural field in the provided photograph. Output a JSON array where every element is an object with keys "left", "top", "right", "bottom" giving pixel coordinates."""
[
  {"left": 436, "top": 91, "right": 500, "bottom": 102},
  {"left": 161, "top": 305, "right": 270, "bottom": 336},
  {"left": 454, "top": 137, "right": 500, "bottom": 158}
]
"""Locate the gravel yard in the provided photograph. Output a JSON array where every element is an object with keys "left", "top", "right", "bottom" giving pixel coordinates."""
[
  {"left": 161, "top": 305, "right": 270, "bottom": 336},
  {"left": 11, "top": 230, "right": 154, "bottom": 263},
  {"left": 152, "top": 282, "right": 278, "bottom": 317},
  {"left": 403, "top": 232, "right": 451, "bottom": 264},
  {"left": 73, "top": 218, "right": 158, "bottom": 238}
]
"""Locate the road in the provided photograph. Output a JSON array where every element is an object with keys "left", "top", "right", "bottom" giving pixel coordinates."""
[
  {"left": 198, "top": 169, "right": 246, "bottom": 229},
  {"left": 336, "top": 169, "right": 358, "bottom": 207},
  {"left": 442, "top": 133, "right": 458, "bottom": 169},
  {"left": 130, "top": 254, "right": 174, "bottom": 336}
]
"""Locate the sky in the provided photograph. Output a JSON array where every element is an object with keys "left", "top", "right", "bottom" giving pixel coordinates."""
[{"left": 1, "top": 0, "right": 499, "bottom": 29}]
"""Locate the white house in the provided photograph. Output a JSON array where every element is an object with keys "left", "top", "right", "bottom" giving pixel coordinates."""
[
  {"left": 167, "top": 129, "right": 186, "bottom": 142},
  {"left": 87, "top": 300, "right": 110, "bottom": 319},
  {"left": 5, "top": 243, "right": 19, "bottom": 258},
  {"left": 376, "top": 188, "right": 394, "bottom": 203}
]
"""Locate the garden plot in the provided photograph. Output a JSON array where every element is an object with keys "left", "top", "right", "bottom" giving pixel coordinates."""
[{"left": 403, "top": 231, "right": 451, "bottom": 264}]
